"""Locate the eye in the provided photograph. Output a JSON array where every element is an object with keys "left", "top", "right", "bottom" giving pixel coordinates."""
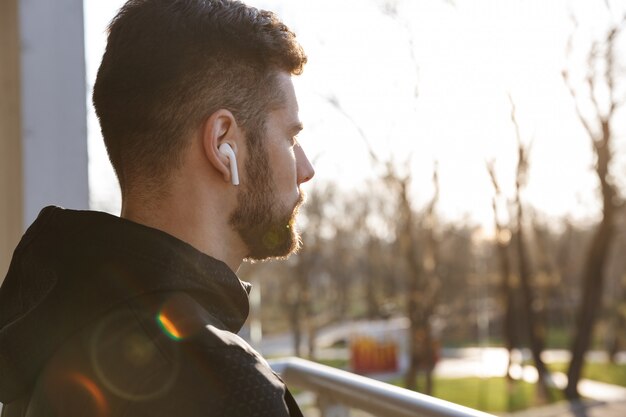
[{"left": 290, "top": 135, "right": 299, "bottom": 147}]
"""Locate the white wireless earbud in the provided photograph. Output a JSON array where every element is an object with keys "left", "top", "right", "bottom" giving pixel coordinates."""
[{"left": 218, "top": 143, "right": 239, "bottom": 186}]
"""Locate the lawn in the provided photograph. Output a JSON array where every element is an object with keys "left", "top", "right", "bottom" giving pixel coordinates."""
[
  {"left": 310, "top": 358, "right": 626, "bottom": 413},
  {"left": 384, "top": 376, "right": 563, "bottom": 413},
  {"left": 311, "top": 359, "right": 562, "bottom": 413},
  {"left": 548, "top": 362, "right": 626, "bottom": 386}
]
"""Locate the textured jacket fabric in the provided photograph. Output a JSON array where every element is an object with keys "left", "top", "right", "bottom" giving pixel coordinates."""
[{"left": 0, "top": 206, "right": 302, "bottom": 417}]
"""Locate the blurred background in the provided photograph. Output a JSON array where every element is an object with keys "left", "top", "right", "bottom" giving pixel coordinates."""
[{"left": 2, "top": 0, "right": 625, "bottom": 414}]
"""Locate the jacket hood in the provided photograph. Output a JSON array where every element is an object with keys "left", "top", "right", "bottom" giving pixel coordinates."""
[{"left": 0, "top": 206, "right": 251, "bottom": 403}]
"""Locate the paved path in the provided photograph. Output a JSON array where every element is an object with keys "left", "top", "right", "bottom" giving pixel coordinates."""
[{"left": 505, "top": 399, "right": 626, "bottom": 417}]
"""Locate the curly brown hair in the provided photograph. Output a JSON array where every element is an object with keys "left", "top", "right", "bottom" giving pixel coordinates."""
[{"left": 93, "top": 0, "right": 307, "bottom": 194}]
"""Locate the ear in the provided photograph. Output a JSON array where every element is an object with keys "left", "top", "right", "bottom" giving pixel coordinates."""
[{"left": 201, "top": 109, "right": 241, "bottom": 184}]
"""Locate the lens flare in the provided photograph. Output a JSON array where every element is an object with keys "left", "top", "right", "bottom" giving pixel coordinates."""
[
  {"left": 66, "top": 372, "right": 109, "bottom": 417},
  {"left": 91, "top": 309, "right": 180, "bottom": 401},
  {"left": 157, "top": 312, "right": 183, "bottom": 341}
]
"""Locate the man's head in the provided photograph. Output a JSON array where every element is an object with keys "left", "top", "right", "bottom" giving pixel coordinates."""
[
  {"left": 93, "top": 0, "right": 307, "bottom": 194},
  {"left": 93, "top": 0, "right": 314, "bottom": 263}
]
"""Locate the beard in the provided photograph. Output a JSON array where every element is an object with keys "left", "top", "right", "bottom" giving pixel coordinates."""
[{"left": 229, "top": 139, "right": 304, "bottom": 261}]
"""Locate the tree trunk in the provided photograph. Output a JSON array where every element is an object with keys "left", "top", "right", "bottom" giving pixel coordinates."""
[
  {"left": 565, "top": 209, "right": 614, "bottom": 398},
  {"left": 516, "top": 232, "right": 552, "bottom": 401},
  {"left": 508, "top": 98, "right": 552, "bottom": 401},
  {"left": 365, "top": 239, "right": 380, "bottom": 319},
  {"left": 290, "top": 301, "right": 302, "bottom": 357},
  {"left": 487, "top": 162, "right": 520, "bottom": 383},
  {"left": 404, "top": 247, "right": 423, "bottom": 391},
  {"left": 565, "top": 111, "right": 617, "bottom": 399},
  {"left": 516, "top": 199, "right": 552, "bottom": 402},
  {"left": 400, "top": 173, "right": 439, "bottom": 395},
  {"left": 399, "top": 179, "right": 424, "bottom": 391},
  {"left": 608, "top": 301, "right": 625, "bottom": 363},
  {"left": 496, "top": 236, "right": 519, "bottom": 381}
]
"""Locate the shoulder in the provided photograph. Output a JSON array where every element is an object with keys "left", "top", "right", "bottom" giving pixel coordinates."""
[
  {"left": 121, "top": 293, "right": 293, "bottom": 416},
  {"left": 25, "top": 292, "right": 293, "bottom": 417}
]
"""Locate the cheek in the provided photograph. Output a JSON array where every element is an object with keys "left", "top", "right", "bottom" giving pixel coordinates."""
[
  {"left": 276, "top": 163, "right": 300, "bottom": 203},
  {"left": 270, "top": 148, "right": 298, "bottom": 184}
]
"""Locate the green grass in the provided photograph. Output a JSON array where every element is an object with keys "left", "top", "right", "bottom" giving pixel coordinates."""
[
  {"left": 544, "top": 327, "right": 570, "bottom": 349},
  {"left": 387, "top": 377, "right": 563, "bottom": 413},
  {"left": 548, "top": 362, "right": 626, "bottom": 386},
  {"left": 314, "top": 358, "right": 349, "bottom": 369},
  {"left": 307, "top": 357, "right": 626, "bottom": 413},
  {"left": 311, "top": 359, "right": 566, "bottom": 413},
  {"left": 435, "top": 377, "right": 563, "bottom": 413}
]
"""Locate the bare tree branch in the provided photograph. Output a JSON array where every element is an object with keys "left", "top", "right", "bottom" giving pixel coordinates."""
[
  {"left": 586, "top": 42, "right": 605, "bottom": 122},
  {"left": 562, "top": 69, "right": 599, "bottom": 141},
  {"left": 485, "top": 159, "right": 500, "bottom": 195},
  {"left": 380, "top": 1, "right": 420, "bottom": 98},
  {"left": 508, "top": 94, "right": 532, "bottom": 189},
  {"left": 323, "top": 95, "right": 380, "bottom": 165},
  {"left": 606, "top": 16, "right": 626, "bottom": 115}
]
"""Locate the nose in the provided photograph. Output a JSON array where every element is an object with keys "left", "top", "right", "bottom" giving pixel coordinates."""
[{"left": 295, "top": 144, "right": 315, "bottom": 185}]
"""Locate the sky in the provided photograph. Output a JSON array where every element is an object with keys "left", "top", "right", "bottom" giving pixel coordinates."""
[{"left": 84, "top": 0, "right": 626, "bottom": 232}]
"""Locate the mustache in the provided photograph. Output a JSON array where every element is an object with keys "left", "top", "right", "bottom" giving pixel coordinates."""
[{"left": 294, "top": 190, "right": 306, "bottom": 210}]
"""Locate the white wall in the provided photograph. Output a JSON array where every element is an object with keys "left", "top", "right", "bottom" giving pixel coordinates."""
[
  {"left": 19, "top": 0, "right": 89, "bottom": 228},
  {"left": 1, "top": 0, "right": 88, "bottom": 280}
]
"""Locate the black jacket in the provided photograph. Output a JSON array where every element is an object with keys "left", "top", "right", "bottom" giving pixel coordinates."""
[{"left": 0, "top": 206, "right": 302, "bottom": 416}]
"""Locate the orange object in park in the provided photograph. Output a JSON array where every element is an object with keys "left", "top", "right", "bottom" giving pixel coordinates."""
[{"left": 350, "top": 336, "right": 398, "bottom": 375}]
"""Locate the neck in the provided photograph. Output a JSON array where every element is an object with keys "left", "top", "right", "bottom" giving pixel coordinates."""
[{"left": 120, "top": 188, "right": 245, "bottom": 272}]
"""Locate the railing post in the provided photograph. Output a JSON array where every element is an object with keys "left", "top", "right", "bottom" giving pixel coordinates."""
[{"left": 317, "top": 392, "right": 350, "bottom": 417}]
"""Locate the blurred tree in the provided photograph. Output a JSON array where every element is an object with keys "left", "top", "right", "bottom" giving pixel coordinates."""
[
  {"left": 326, "top": 89, "right": 442, "bottom": 394},
  {"left": 509, "top": 98, "right": 553, "bottom": 402},
  {"left": 436, "top": 223, "right": 476, "bottom": 344},
  {"left": 388, "top": 162, "right": 440, "bottom": 394},
  {"left": 415, "top": 165, "right": 441, "bottom": 394},
  {"left": 530, "top": 217, "right": 569, "bottom": 346},
  {"left": 486, "top": 161, "right": 520, "bottom": 383},
  {"left": 605, "top": 211, "right": 626, "bottom": 361},
  {"left": 284, "top": 183, "right": 337, "bottom": 358},
  {"left": 561, "top": 6, "right": 626, "bottom": 399}
]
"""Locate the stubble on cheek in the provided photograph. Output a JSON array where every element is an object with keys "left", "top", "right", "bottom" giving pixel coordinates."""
[
  {"left": 238, "top": 191, "right": 304, "bottom": 262},
  {"left": 228, "top": 143, "right": 305, "bottom": 261},
  {"left": 261, "top": 191, "right": 305, "bottom": 257}
]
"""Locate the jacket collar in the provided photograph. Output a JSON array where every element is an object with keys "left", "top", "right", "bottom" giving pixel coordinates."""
[{"left": 0, "top": 206, "right": 251, "bottom": 402}]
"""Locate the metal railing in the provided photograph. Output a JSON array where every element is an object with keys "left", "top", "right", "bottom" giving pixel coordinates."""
[{"left": 270, "top": 357, "right": 497, "bottom": 417}]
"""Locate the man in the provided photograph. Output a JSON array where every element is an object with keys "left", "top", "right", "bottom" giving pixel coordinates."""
[{"left": 0, "top": 0, "right": 314, "bottom": 416}]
